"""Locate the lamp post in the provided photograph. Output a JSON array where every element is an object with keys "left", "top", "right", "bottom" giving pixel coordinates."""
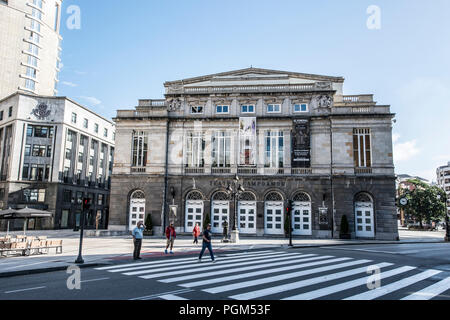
[{"left": 227, "top": 174, "right": 245, "bottom": 243}]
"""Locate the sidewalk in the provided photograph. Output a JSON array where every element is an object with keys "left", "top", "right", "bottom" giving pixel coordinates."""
[{"left": 0, "top": 228, "right": 447, "bottom": 277}]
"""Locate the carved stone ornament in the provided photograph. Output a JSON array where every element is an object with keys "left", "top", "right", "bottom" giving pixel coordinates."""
[
  {"left": 168, "top": 98, "right": 183, "bottom": 111},
  {"left": 169, "top": 84, "right": 184, "bottom": 93},
  {"left": 311, "top": 95, "right": 333, "bottom": 110},
  {"left": 31, "top": 102, "right": 51, "bottom": 120},
  {"left": 314, "top": 82, "right": 333, "bottom": 90}
]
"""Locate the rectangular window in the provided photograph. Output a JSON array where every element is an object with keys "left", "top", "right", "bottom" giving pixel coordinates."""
[
  {"left": 8, "top": 106, "right": 12, "bottom": 117},
  {"left": 132, "top": 131, "right": 148, "bottom": 167},
  {"left": 353, "top": 128, "right": 372, "bottom": 168},
  {"left": 22, "top": 164, "right": 29, "bottom": 180},
  {"left": 63, "top": 190, "right": 72, "bottom": 203},
  {"left": 265, "top": 131, "right": 284, "bottom": 168},
  {"left": 25, "top": 79, "right": 36, "bottom": 91},
  {"left": 241, "top": 105, "right": 255, "bottom": 113},
  {"left": 28, "top": 43, "right": 39, "bottom": 56},
  {"left": 27, "top": 55, "right": 38, "bottom": 67},
  {"left": 0, "top": 111, "right": 3, "bottom": 121},
  {"left": 26, "top": 66, "right": 37, "bottom": 78},
  {"left": 98, "top": 194, "right": 104, "bottom": 205},
  {"left": 25, "top": 145, "right": 31, "bottom": 156},
  {"left": 103, "top": 128, "right": 108, "bottom": 138},
  {"left": 34, "top": 126, "right": 48, "bottom": 138},
  {"left": 191, "top": 106, "right": 204, "bottom": 114},
  {"left": 94, "top": 123, "right": 99, "bottom": 133},
  {"left": 212, "top": 132, "right": 231, "bottom": 168},
  {"left": 47, "top": 146, "right": 52, "bottom": 158},
  {"left": 83, "top": 118, "right": 88, "bottom": 129},
  {"left": 294, "top": 104, "right": 308, "bottom": 113},
  {"left": 185, "top": 132, "right": 205, "bottom": 168},
  {"left": 216, "top": 105, "right": 229, "bottom": 114},
  {"left": 71, "top": 113, "right": 77, "bottom": 124},
  {"left": 267, "top": 104, "right": 281, "bottom": 113},
  {"left": 30, "top": 20, "right": 41, "bottom": 33}
]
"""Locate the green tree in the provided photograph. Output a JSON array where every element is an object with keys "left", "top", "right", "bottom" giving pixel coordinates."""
[{"left": 402, "top": 179, "right": 447, "bottom": 228}]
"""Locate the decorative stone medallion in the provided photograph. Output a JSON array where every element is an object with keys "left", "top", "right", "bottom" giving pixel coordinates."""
[{"left": 32, "top": 102, "right": 51, "bottom": 120}]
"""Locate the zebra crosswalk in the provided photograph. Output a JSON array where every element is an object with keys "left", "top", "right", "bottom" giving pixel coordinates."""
[{"left": 95, "top": 249, "right": 450, "bottom": 300}]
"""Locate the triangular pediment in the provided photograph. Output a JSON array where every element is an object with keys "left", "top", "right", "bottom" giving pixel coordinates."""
[{"left": 164, "top": 68, "right": 344, "bottom": 88}]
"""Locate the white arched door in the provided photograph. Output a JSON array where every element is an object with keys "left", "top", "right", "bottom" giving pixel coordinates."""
[
  {"left": 211, "top": 201, "right": 229, "bottom": 234},
  {"left": 185, "top": 191, "right": 204, "bottom": 232},
  {"left": 355, "top": 193, "right": 375, "bottom": 238},
  {"left": 129, "top": 190, "right": 145, "bottom": 231},
  {"left": 238, "top": 192, "right": 257, "bottom": 234},
  {"left": 264, "top": 192, "right": 284, "bottom": 235},
  {"left": 292, "top": 192, "right": 312, "bottom": 236}
]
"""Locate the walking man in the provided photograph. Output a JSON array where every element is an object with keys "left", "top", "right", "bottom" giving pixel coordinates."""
[
  {"left": 132, "top": 221, "right": 145, "bottom": 260},
  {"left": 165, "top": 222, "right": 176, "bottom": 254},
  {"left": 198, "top": 223, "right": 216, "bottom": 263}
]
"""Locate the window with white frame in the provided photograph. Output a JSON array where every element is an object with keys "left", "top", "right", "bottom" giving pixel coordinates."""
[
  {"left": 294, "top": 104, "right": 308, "bottom": 113},
  {"left": 185, "top": 132, "right": 205, "bottom": 168},
  {"left": 353, "top": 128, "right": 371, "bottom": 167},
  {"left": 71, "top": 112, "right": 77, "bottom": 124},
  {"left": 265, "top": 131, "right": 284, "bottom": 168},
  {"left": 241, "top": 105, "right": 255, "bottom": 113},
  {"left": 25, "top": 79, "right": 35, "bottom": 91},
  {"left": 267, "top": 104, "right": 281, "bottom": 113},
  {"left": 132, "top": 131, "right": 148, "bottom": 167},
  {"left": 212, "top": 132, "right": 231, "bottom": 168},
  {"left": 216, "top": 105, "right": 229, "bottom": 114},
  {"left": 191, "top": 106, "right": 204, "bottom": 114}
]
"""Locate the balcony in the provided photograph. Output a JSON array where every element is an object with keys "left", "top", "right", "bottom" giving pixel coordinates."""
[
  {"left": 237, "top": 167, "right": 258, "bottom": 175},
  {"left": 184, "top": 167, "right": 205, "bottom": 175},
  {"left": 355, "top": 167, "right": 373, "bottom": 175}
]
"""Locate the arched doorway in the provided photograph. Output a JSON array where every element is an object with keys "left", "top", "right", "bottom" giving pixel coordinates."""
[
  {"left": 264, "top": 191, "right": 284, "bottom": 235},
  {"left": 238, "top": 191, "right": 257, "bottom": 234},
  {"left": 355, "top": 193, "right": 375, "bottom": 238},
  {"left": 292, "top": 192, "right": 312, "bottom": 236},
  {"left": 129, "top": 190, "right": 145, "bottom": 231},
  {"left": 185, "top": 191, "right": 204, "bottom": 232},
  {"left": 211, "top": 191, "right": 230, "bottom": 234}
]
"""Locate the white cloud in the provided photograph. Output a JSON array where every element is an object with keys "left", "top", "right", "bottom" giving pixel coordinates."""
[
  {"left": 79, "top": 96, "right": 102, "bottom": 106},
  {"left": 62, "top": 81, "right": 78, "bottom": 87},
  {"left": 393, "top": 135, "right": 420, "bottom": 163}
]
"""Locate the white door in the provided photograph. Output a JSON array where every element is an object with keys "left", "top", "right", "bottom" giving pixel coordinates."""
[
  {"left": 238, "top": 201, "right": 257, "bottom": 234},
  {"left": 129, "top": 199, "right": 145, "bottom": 231},
  {"left": 211, "top": 201, "right": 229, "bottom": 234},
  {"left": 355, "top": 202, "right": 375, "bottom": 238},
  {"left": 292, "top": 201, "right": 312, "bottom": 236},
  {"left": 265, "top": 201, "right": 284, "bottom": 235},
  {"left": 185, "top": 200, "right": 204, "bottom": 232}
]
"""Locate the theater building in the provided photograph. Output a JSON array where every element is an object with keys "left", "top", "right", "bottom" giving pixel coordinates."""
[{"left": 109, "top": 68, "right": 398, "bottom": 240}]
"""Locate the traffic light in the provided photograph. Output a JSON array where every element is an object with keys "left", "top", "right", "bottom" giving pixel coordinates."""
[{"left": 82, "top": 198, "right": 91, "bottom": 211}]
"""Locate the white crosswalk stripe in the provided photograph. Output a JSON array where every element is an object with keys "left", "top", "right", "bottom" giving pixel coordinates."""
[
  {"left": 98, "top": 250, "right": 450, "bottom": 300},
  {"left": 138, "top": 252, "right": 304, "bottom": 279},
  {"left": 177, "top": 256, "right": 349, "bottom": 288},
  {"left": 283, "top": 265, "right": 416, "bottom": 300},
  {"left": 344, "top": 269, "right": 442, "bottom": 300},
  {"left": 227, "top": 260, "right": 380, "bottom": 300},
  {"left": 401, "top": 277, "right": 450, "bottom": 300}
]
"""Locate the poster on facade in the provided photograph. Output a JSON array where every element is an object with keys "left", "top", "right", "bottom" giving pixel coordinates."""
[
  {"left": 292, "top": 119, "right": 311, "bottom": 168},
  {"left": 239, "top": 117, "right": 257, "bottom": 166}
]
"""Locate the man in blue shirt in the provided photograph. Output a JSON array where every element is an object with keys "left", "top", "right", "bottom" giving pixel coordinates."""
[
  {"left": 132, "top": 221, "right": 145, "bottom": 260},
  {"left": 198, "top": 224, "right": 216, "bottom": 263}
]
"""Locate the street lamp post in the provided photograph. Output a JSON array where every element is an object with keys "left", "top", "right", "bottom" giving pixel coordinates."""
[{"left": 227, "top": 174, "right": 245, "bottom": 244}]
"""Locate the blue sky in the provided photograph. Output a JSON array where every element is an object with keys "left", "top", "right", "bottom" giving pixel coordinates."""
[{"left": 57, "top": 0, "right": 450, "bottom": 181}]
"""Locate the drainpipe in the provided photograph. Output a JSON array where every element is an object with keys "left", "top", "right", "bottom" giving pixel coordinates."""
[
  {"left": 330, "top": 116, "right": 336, "bottom": 239},
  {"left": 161, "top": 118, "right": 170, "bottom": 236}
]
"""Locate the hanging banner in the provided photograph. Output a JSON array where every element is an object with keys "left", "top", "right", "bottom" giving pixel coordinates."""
[
  {"left": 292, "top": 119, "right": 311, "bottom": 168},
  {"left": 239, "top": 117, "right": 257, "bottom": 166}
]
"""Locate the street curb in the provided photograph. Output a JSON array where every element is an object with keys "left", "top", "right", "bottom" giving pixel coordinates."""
[
  {"left": 0, "top": 262, "right": 107, "bottom": 279},
  {"left": 290, "top": 240, "right": 447, "bottom": 249}
]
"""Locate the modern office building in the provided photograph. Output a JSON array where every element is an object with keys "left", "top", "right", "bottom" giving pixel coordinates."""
[
  {"left": 110, "top": 68, "right": 398, "bottom": 240},
  {"left": 0, "top": 0, "right": 63, "bottom": 99},
  {"left": 437, "top": 163, "right": 450, "bottom": 214},
  {"left": 0, "top": 92, "right": 115, "bottom": 231}
]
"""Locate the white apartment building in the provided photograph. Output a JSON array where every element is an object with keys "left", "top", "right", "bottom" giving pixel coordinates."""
[
  {"left": 0, "top": 92, "right": 115, "bottom": 230},
  {"left": 0, "top": 0, "right": 63, "bottom": 99},
  {"left": 437, "top": 163, "right": 450, "bottom": 214}
]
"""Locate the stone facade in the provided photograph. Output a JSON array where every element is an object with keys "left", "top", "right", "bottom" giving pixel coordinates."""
[{"left": 110, "top": 68, "right": 398, "bottom": 240}]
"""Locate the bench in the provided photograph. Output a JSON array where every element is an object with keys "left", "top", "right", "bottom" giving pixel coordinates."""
[{"left": 0, "top": 240, "right": 63, "bottom": 257}]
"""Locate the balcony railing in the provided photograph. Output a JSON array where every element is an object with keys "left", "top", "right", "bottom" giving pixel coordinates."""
[
  {"left": 355, "top": 167, "right": 373, "bottom": 174},
  {"left": 237, "top": 167, "right": 258, "bottom": 175},
  {"left": 263, "top": 168, "right": 285, "bottom": 175},
  {"left": 131, "top": 167, "right": 147, "bottom": 173},
  {"left": 292, "top": 168, "right": 313, "bottom": 175},
  {"left": 185, "top": 167, "right": 205, "bottom": 174},
  {"left": 211, "top": 167, "right": 232, "bottom": 175}
]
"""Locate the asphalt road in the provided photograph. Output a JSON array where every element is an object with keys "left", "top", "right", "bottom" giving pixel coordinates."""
[{"left": 1, "top": 243, "right": 450, "bottom": 300}]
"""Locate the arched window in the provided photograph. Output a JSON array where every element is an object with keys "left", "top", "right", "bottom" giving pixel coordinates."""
[
  {"left": 355, "top": 193, "right": 373, "bottom": 203},
  {"left": 131, "top": 190, "right": 145, "bottom": 199},
  {"left": 212, "top": 191, "right": 230, "bottom": 201},
  {"left": 238, "top": 192, "right": 257, "bottom": 201},
  {"left": 265, "top": 192, "right": 283, "bottom": 202},
  {"left": 186, "top": 190, "right": 204, "bottom": 201},
  {"left": 293, "top": 192, "right": 311, "bottom": 202}
]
